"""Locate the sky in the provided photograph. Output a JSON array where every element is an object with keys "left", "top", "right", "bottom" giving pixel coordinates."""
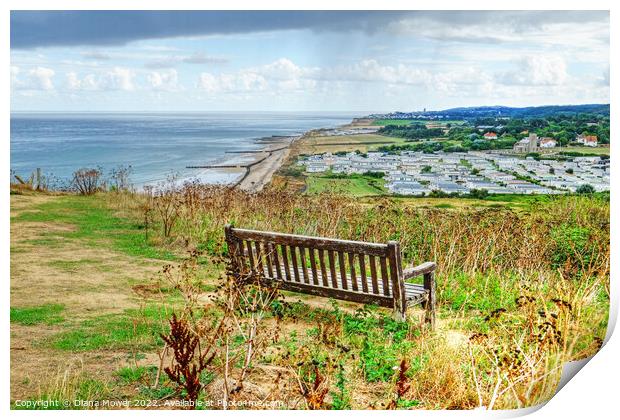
[{"left": 10, "top": 10, "right": 610, "bottom": 113}]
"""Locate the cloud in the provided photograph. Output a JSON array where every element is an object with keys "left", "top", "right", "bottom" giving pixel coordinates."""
[
  {"left": 182, "top": 52, "right": 228, "bottom": 65},
  {"left": 65, "top": 67, "right": 135, "bottom": 91},
  {"left": 11, "top": 10, "right": 608, "bottom": 49},
  {"left": 145, "top": 52, "right": 228, "bottom": 68},
  {"left": 147, "top": 70, "right": 179, "bottom": 91},
  {"left": 81, "top": 51, "right": 111, "bottom": 60},
  {"left": 12, "top": 66, "right": 56, "bottom": 90},
  {"left": 498, "top": 56, "right": 569, "bottom": 86}
]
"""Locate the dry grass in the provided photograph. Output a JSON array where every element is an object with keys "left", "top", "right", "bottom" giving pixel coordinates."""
[{"left": 10, "top": 186, "right": 609, "bottom": 410}]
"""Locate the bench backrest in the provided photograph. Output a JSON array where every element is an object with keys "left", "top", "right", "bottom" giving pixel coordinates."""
[{"left": 224, "top": 225, "right": 406, "bottom": 309}]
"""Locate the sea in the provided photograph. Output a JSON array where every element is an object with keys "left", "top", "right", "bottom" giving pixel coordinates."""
[{"left": 10, "top": 112, "right": 355, "bottom": 187}]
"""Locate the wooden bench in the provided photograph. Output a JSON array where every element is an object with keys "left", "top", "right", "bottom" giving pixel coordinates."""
[{"left": 224, "top": 225, "right": 437, "bottom": 327}]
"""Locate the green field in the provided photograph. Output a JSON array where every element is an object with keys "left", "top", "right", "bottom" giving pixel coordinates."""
[
  {"left": 371, "top": 119, "right": 418, "bottom": 126},
  {"left": 295, "top": 133, "right": 408, "bottom": 155},
  {"left": 305, "top": 174, "right": 387, "bottom": 196},
  {"left": 554, "top": 145, "right": 611, "bottom": 156}
]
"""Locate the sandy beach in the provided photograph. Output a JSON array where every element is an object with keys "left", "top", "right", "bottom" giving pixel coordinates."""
[{"left": 236, "top": 136, "right": 297, "bottom": 192}]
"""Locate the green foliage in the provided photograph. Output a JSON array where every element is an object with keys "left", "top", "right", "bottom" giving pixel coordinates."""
[
  {"left": 10, "top": 304, "right": 65, "bottom": 326},
  {"left": 550, "top": 224, "right": 594, "bottom": 270},
  {"left": 468, "top": 189, "right": 489, "bottom": 199},
  {"left": 330, "top": 365, "right": 351, "bottom": 410},
  {"left": 576, "top": 184, "right": 595, "bottom": 195},
  {"left": 115, "top": 366, "right": 149, "bottom": 384},
  {"left": 378, "top": 124, "right": 444, "bottom": 139},
  {"left": 343, "top": 309, "right": 414, "bottom": 382}
]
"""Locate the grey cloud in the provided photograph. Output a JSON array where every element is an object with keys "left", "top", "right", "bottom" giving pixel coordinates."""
[
  {"left": 11, "top": 10, "right": 608, "bottom": 49},
  {"left": 182, "top": 52, "right": 228, "bottom": 65},
  {"left": 81, "top": 51, "right": 111, "bottom": 60}
]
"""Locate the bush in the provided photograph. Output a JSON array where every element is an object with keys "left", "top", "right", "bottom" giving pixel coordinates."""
[
  {"left": 576, "top": 184, "right": 595, "bottom": 194},
  {"left": 72, "top": 168, "right": 103, "bottom": 195}
]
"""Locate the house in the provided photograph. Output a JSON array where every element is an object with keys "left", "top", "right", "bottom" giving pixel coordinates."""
[
  {"left": 483, "top": 132, "right": 498, "bottom": 140},
  {"left": 539, "top": 138, "right": 557, "bottom": 148},
  {"left": 513, "top": 133, "right": 539, "bottom": 153},
  {"left": 576, "top": 134, "right": 598, "bottom": 147},
  {"left": 583, "top": 135, "right": 598, "bottom": 147}
]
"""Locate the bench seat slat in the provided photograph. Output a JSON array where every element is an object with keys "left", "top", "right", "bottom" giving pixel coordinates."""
[{"left": 258, "top": 262, "right": 427, "bottom": 301}]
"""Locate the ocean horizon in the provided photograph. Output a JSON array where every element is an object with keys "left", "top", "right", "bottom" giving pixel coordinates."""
[{"left": 10, "top": 111, "right": 355, "bottom": 187}]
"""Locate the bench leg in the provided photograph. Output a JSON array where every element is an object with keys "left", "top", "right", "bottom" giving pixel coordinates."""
[
  {"left": 393, "top": 305, "right": 407, "bottom": 322},
  {"left": 423, "top": 271, "right": 436, "bottom": 329}
]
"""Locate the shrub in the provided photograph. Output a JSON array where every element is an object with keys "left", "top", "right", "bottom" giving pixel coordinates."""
[
  {"left": 72, "top": 168, "right": 103, "bottom": 195},
  {"left": 576, "top": 184, "right": 595, "bottom": 194}
]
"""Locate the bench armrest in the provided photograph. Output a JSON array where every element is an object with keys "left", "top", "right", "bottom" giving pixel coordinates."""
[{"left": 403, "top": 261, "right": 436, "bottom": 280}]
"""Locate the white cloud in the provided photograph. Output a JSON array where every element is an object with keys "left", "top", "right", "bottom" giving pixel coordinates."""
[
  {"left": 14, "top": 66, "right": 56, "bottom": 90},
  {"left": 64, "top": 67, "right": 135, "bottom": 91},
  {"left": 147, "top": 70, "right": 179, "bottom": 91},
  {"left": 10, "top": 66, "right": 20, "bottom": 85},
  {"left": 106, "top": 67, "right": 135, "bottom": 91},
  {"left": 498, "top": 56, "right": 568, "bottom": 86}
]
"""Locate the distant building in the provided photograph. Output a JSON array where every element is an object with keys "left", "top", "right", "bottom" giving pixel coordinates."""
[
  {"left": 513, "top": 133, "right": 539, "bottom": 153},
  {"left": 539, "top": 138, "right": 557, "bottom": 148},
  {"left": 483, "top": 132, "right": 498, "bottom": 140},
  {"left": 576, "top": 134, "right": 598, "bottom": 147}
]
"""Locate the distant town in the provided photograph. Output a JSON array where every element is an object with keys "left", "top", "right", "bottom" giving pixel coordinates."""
[{"left": 300, "top": 149, "right": 609, "bottom": 196}]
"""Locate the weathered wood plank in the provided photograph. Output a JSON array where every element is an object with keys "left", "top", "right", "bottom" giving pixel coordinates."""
[
  {"left": 369, "top": 255, "right": 379, "bottom": 294},
  {"left": 299, "top": 247, "right": 310, "bottom": 284},
  {"left": 379, "top": 256, "right": 390, "bottom": 296},
  {"left": 359, "top": 253, "right": 368, "bottom": 293},
  {"left": 318, "top": 249, "right": 329, "bottom": 287},
  {"left": 231, "top": 227, "right": 389, "bottom": 257},
  {"left": 403, "top": 261, "right": 437, "bottom": 279},
  {"left": 271, "top": 243, "right": 282, "bottom": 280},
  {"left": 338, "top": 251, "right": 348, "bottom": 290},
  {"left": 348, "top": 252, "right": 358, "bottom": 291},
  {"left": 388, "top": 241, "right": 406, "bottom": 321},
  {"left": 246, "top": 240, "right": 256, "bottom": 274},
  {"left": 281, "top": 244, "right": 291, "bottom": 281},
  {"left": 309, "top": 248, "right": 319, "bottom": 286},
  {"left": 424, "top": 271, "right": 436, "bottom": 328},
  {"left": 278, "top": 280, "right": 393, "bottom": 308},
  {"left": 254, "top": 241, "right": 263, "bottom": 273},
  {"left": 328, "top": 250, "right": 338, "bottom": 289},
  {"left": 290, "top": 246, "right": 300, "bottom": 282},
  {"left": 263, "top": 242, "right": 274, "bottom": 278}
]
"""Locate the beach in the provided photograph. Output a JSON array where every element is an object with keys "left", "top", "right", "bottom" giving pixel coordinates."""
[{"left": 237, "top": 136, "right": 296, "bottom": 192}]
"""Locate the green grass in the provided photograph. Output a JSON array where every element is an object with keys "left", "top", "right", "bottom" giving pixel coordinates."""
[
  {"left": 48, "top": 305, "right": 171, "bottom": 352},
  {"left": 48, "top": 259, "right": 112, "bottom": 273},
  {"left": 114, "top": 366, "right": 150, "bottom": 384},
  {"left": 13, "top": 195, "right": 176, "bottom": 260},
  {"left": 555, "top": 146, "right": 610, "bottom": 156},
  {"left": 10, "top": 304, "right": 65, "bottom": 326},
  {"left": 371, "top": 119, "right": 418, "bottom": 126},
  {"left": 306, "top": 175, "right": 386, "bottom": 196}
]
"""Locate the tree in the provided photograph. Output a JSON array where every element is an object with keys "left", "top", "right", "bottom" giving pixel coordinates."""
[
  {"left": 576, "top": 184, "right": 595, "bottom": 194},
  {"left": 469, "top": 189, "right": 489, "bottom": 199}
]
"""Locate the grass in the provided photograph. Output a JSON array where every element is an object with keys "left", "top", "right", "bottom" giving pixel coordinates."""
[
  {"left": 371, "top": 119, "right": 417, "bottom": 126},
  {"left": 306, "top": 174, "right": 387, "bottom": 196},
  {"left": 48, "top": 305, "right": 171, "bottom": 351},
  {"left": 11, "top": 304, "right": 65, "bottom": 326},
  {"left": 554, "top": 145, "right": 610, "bottom": 156},
  {"left": 114, "top": 366, "right": 150, "bottom": 384},
  {"left": 294, "top": 133, "right": 407, "bottom": 155},
  {"left": 10, "top": 188, "right": 609, "bottom": 409},
  {"left": 12, "top": 194, "right": 176, "bottom": 261}
]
